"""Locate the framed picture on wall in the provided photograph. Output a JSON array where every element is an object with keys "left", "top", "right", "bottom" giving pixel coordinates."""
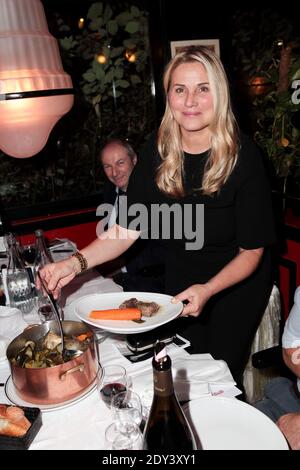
[{"left": 170, "top": 39, "right": 220, "bottom": 58}]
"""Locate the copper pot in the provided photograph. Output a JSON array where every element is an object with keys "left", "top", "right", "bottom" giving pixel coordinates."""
[{"left": 6, "top": 321, "right": 99, "bottom": 405}]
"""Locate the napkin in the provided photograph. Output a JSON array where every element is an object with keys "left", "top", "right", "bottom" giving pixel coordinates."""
[
  {"left": 172, "top": 355, "right": 236, "bottom": 400},
  {"left": 0, "top": 306, "right": 21, "bottom": 318},
  {"left": 132, "top": 353, "right": 237, "bottom": 407},
  {"left": 0, "top": 334, "right": 10, "bottom": 361},
  {"left": 0, "top": 309, "right": 28, "bottom": 368},
  {"left": 98, "top": 333, "right": 238, "bottom": 414},
  {"left": 0, "top": 308, "right": 28, "bottom": 337}
]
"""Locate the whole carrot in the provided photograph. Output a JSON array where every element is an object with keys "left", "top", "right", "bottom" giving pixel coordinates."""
[{"left": 89, "top": 308, "right": 141, "bottom": 321}]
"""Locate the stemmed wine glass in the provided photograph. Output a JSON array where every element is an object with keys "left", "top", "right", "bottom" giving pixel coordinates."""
[
  {"left": 97, "top": 365, "right": 127, "bottom": 408},
  {"left": 111, "top": 389, "right": 143, "bottom": 429},
  {"left": 104, "top": 421, "right": 143, "bottom": 450}
]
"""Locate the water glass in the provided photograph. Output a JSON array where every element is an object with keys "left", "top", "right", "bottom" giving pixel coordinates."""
[
  {"left": 140, "top": 388, "right": 153, "bottom": 424},
  {"left": 104, "top": 422, "right": 143, "bottom": 450},
  {"left": 111, "top": 389, "right": 142, "bottom": 428},
  {"left": 97, "top": 365, "right": 127, "bottom": 408},
  {"left": 6, "top": 271, "right": 35, "bottom": 315}
]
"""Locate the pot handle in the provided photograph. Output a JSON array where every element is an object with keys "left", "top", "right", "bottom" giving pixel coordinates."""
[{"left": 60, "top": 364, "right": 84, "bottom": 381}]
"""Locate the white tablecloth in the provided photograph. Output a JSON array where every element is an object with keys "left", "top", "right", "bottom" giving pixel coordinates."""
[{"left": 0, "top": 271, "right": 242, "bottom": 450}]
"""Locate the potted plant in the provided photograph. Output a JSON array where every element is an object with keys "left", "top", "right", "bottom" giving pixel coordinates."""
[{"left": 252, "top": 46, "right": 300, "bottom": 200}]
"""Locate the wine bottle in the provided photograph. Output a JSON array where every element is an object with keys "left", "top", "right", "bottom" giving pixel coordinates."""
[
  {"left": 33, "top": 229, "right": 58, "bottom": 315},
  {"left": 33, "top": 229, "right": 53, "bottom": 277},
  {"left": 143, "top": 341, "right": 199, "bottom": 450}
]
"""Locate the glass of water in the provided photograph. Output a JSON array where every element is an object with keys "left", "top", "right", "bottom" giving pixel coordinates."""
[
  {"left": 6, "top": 270, "right": 35, "bottom": 315},
  {"left": 6, "top": 234, "right": 35, "bottom": 316}
]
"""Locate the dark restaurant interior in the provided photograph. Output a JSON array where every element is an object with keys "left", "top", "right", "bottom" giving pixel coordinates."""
[
  {"left": 1, "top": 0, "right": 300, "bottom": 321},
  {"left": 0, "top": 0, "right": 300, "bottom": 449}
]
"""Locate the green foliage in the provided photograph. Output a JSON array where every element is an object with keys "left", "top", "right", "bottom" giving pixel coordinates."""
[
  {"left": 58, "top": 2, "right": 151, "bottom": 112},
  {"left": 232, "top": 9, "right": 300, "bottom": 181},
  {"left": 59, "top": 1, "right": 155, "bottom": 153},
  {"left": 254, "top": 82, "right": 300, "bottom": 178}
]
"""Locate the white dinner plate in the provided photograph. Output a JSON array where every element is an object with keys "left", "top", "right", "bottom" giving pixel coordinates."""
[
  {"left": 183, "top": 396, "right": 289, "bottom": 450},
  {"left": 5, "top": 376, "right": 97, "bottom": 413},
  {"left": 73, "top": 292, "right": 183, "bottom": 334}
]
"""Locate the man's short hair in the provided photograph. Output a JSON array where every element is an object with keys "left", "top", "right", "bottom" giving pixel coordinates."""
[{"left": 100, "top": 138, "right": 137, "bottom": 162}]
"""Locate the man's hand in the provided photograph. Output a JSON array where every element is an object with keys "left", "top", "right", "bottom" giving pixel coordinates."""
[{"left": 277, "top": 412, "right": 300, "bottom": 450}]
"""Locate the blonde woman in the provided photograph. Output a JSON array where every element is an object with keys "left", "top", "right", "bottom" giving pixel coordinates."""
[{"left": 40, "top": 47, "right": 275, "bottom": 387}]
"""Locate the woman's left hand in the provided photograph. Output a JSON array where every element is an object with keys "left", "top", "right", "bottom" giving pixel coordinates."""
[{"left": 172, "top": 284, "right": 213, "bottom": 317}]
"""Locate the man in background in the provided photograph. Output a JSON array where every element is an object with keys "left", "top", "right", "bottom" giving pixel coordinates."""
[
  {"left": 101, "top": 138, "right": 137, "bottom": 227},
  {"left": 99, "top": 138, "right": 165, "bottom": 293},
  {"left": 255, "top": 286, "right": 300, "bottom": 449}
]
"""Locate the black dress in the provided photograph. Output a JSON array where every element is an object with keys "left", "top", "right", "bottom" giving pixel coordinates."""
[
  {"left": 121, "top": 133, "right": 276, "bottom": 384},
  {"left": 102, "top": 180, "right": 166, "bottom": 293}
]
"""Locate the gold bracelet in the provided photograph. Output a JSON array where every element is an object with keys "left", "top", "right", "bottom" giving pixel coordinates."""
[{"left": 72, "top": 250, "right": 88, "bottom": 273}]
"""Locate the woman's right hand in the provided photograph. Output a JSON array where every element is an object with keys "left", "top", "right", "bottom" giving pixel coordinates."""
[{"left": 38, "top": 257, "right": 80, "bottom": 299}]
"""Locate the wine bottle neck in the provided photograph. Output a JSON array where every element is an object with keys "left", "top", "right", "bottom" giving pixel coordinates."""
[
  {"left": 34, "top": 233, "right": 53, "bottom": 265},
  {"left": 36, "top": 236, "right": 48, "bottom": 253},
  {"left": 153, "top": 367, "right": 174, "bottom": 397},
  {"left": 8, "top": 241, "right": 26, "bottom": 270}
]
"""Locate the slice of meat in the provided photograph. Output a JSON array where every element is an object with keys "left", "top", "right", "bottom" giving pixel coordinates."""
[
  {"left": 136, "top": 301, "right": 160, "bottom": 317},
  {"left": 119, "top": 298, "right": 139, "bottom": 309},
  {"left": 119, "top": 298, "right": 160, "bottom": 317}
]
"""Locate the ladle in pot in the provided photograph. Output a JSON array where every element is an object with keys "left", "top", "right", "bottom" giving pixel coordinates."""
[{"left": 37, "top": 271, "right": 83, "bottom": 360}]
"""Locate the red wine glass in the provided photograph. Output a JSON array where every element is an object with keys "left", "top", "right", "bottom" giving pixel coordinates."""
[{"left": 97, "top": 365, "right": 127, "bottom": 408}]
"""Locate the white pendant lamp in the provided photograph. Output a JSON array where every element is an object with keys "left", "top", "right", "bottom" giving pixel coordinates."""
[{"left": 0, "top": 0, "right": 74, "bottom": 158}]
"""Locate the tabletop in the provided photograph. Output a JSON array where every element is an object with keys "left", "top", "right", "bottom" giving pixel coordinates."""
[{"left": 0, "top": 270, "right": 288, "bottom": 450}]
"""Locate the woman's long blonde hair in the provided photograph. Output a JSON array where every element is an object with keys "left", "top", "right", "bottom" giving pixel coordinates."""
[{"left": 156, "top": 46, "right": 239, "bottom": 197}]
